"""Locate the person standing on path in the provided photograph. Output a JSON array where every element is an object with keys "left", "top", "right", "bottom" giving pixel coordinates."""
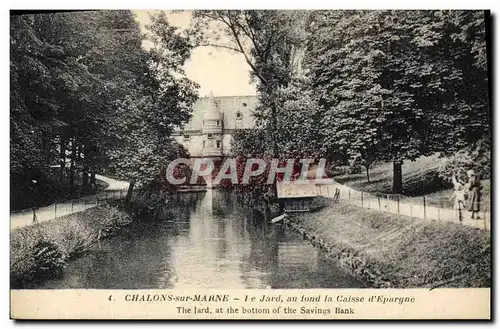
[
  {"left": 450, "top": 174, "right": 466, "bottom": 222},
  {"left": 466, "top": 170, "right": 482, "bottom": 220}
]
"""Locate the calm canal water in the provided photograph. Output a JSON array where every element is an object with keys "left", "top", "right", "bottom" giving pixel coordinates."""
[{"left": 28, "top": 190, "right": 365, "bottom": 289}]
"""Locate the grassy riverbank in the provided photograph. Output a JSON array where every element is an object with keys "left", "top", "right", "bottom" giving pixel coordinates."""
[
  {"left": 286, "top": 203, "right": 490, "bottom": 288},
  {"left": 10, "top": 205, "right": 132, "bottom": 287},
  {"left": 334, "top": 155, "right": 446, "bottom": 195}
]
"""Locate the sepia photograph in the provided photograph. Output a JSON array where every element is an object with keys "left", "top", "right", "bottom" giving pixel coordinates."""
[{"left": 9, "top": 8, "right": 491, "bottom": 319}]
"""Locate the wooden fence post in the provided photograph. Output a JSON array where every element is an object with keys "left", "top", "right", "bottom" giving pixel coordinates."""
[
  {"left": 483, "top": 203, "right": 487, "bottom": 230},
  {"left": 397, "top": 195, "right": 400, "bottom": 217},
  {"left": 423, "top": 196, "right": 426, "bottom": 220},
  {"left": 334, "top": 188, "right": 340, "bottom": 202},
  {"left": 32, "top": 206, "right": 37, "bottom": 224},
  {"left": 410, "top": 197, "right": 413, "bottom": 219},
  {"left": 361, "top": 191, "right": 364, "bottom": 207},
  {"left": 54, "top": 203, "right": 57, "bottom": 219},
  {"left": 378, "top": 196, "right": 381, "bottom": 211}
]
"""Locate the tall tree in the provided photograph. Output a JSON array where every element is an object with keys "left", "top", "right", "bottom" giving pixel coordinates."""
[
  {"left": 11, "top": 13, "right": 68, "bottom": 206},
  {"left": 106, "top": 12, "right": 198, "bottom": 202},
  {"left": 191, "top": 10, "right": 310, "bottom": 158},
  {"left": 306, "top": 10, "right": 489, "bottom": 193},
  {"left": 10, "top": 10, "right": 198, "bottom": 209}
]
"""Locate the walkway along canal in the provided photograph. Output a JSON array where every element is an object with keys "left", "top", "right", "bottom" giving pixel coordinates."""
[
  {"left": 10, "top": 175, "right": 130, "bottom": 230},
  {"left": 23, "top": 189, "right": 365, "bottom": 289}
]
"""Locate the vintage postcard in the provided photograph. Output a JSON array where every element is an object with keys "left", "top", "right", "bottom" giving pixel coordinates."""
[{"left": 9, "top": 9, "right": 491, "bottom": 320}]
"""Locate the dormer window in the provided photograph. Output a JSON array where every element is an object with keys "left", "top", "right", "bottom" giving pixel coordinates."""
[
  {"left": 236, "top": 111, "right": 243, "bottom": 120},
  {"left": 183, "top": 135, "right": 190, "bottom": 141},
  {"left": 207, "top": 133, "right": 213, "bottom": 139}
]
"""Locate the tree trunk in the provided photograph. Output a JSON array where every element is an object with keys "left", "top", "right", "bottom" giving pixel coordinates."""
[
  {"left": 41, "top": 134, "right": 51, "bottom": 167},
  {"left": 393, "top": 160, "right": 403, "bottom": 194},
  {"left": 126, "top": 179, "right": 136, "bottom": 206},
  {"left": 82, "top": 165, "right": 89, "bottom": 191},
  {"left": 77, "top": 144, "right": 81, "bottom": 167},
  {"left": 366, "top": 165, "right": 370, "bottom": 183},
  {"left": 59, "top": 136, "right": 65, "bottom": 184},
  {"left": 82, "top": 144, "right": 90, "bottom": 191},
  {"left": 69, "top": 136, "right": 76, "bottom": 194},
  {"left": 269, "top": 91, "right": 284, "bottom": 214},
  {"left": 90, "top": 172, "right": 96, "bottom": 188}
]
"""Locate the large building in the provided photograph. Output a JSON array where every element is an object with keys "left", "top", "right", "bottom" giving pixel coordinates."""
[{"left": 173, "top": 93, "right": 258, "bottom": 157}]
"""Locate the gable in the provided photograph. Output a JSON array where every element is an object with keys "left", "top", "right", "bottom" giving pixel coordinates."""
[{"left": 177, "top": 95, "right": 257, "bottom": 132}]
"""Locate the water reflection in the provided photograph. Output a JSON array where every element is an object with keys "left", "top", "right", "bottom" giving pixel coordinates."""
[{"left": 27, "top": 190, "right": 364, "bottom": 289}]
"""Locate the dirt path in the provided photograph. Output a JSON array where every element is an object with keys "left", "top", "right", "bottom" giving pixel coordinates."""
[
  {"left": 95, "top": 174, "right": 130, "bottom": 191},
  {"left": 10, "top": 175, "right": 129, "bottom": 231},
  {"left": 278, "top": 180, "right": 491, "bottom": 231}
]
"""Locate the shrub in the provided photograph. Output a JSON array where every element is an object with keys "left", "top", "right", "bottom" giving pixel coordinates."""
[
  {"left": 10, "top": 205, "right": 131, "bottom": 287},
  {"left": 438, "top": 141, "right": 491, "bottom": 181},
  {"left": 335, "top": 164, "right": 363, "bottom": 175},
  {"left": 31, "top": 240, "right": 66, "bottom": 279}
]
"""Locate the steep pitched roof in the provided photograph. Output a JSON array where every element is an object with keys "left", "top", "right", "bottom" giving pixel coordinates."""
[
  {"left": 203, "top": 92, "right": 223, "bottom": 121},
  {"left": 178, "top": 95, "right": 257, "bottom": 132}
]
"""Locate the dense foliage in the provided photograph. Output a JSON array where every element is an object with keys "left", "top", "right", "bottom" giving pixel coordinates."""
[
  {"left": 10, "top": 11, "right": 198, "bottom": 209},
  {"left": 11, "top": 10, "right": 490, "bottom": 208},
  {"left": 192, "top": 10, "right": 490, "bottom": 194}
]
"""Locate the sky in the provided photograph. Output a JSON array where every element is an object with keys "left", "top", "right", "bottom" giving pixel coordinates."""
[{"left": 133, "top": 10, "right": 257, "bottom": 97}]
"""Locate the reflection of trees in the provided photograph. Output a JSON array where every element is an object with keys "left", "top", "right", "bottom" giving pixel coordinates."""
[
  {"left": 214, "top": 214, "right": 227, "bottom": 260},
  {"left": 211, "top": 191, "right": 243, "bottom": 261},
  {"left": 212, "top": 190, "right": 237, "bottom": 217},
  {"left": 157, "top": 192, "right": 204, "bottom": 235},
  {"left": 239, "top": 213, "right": 283, "bottom": 287}
]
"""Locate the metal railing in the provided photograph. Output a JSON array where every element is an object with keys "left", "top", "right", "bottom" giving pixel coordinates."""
[
  {"left": 10, "top": 188, "right": 130, "bottom": 230},
  {"left": 313, "top": 183, "right": 491, "bottom": 231}
]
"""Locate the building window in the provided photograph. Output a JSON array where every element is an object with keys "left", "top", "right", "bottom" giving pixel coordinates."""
[
  {"left": 242, "top": 102, "right": 247, "bottom": 107},
  {"left": 236, "top": 111, "right": 243, "bottom": 120},
  {"left": 216, "top": 120, "right": 220, "bottom": 126},
  {"left": 216, "top": 140, "right": 221, "bottom": 148},
  {"left": 183, "top": 135, "right": 190, "bottom": 141},
  {"left": 203, "top": 141, "right": 206, "bottom": 148},
  {"left": 207, "top": 133, "right": 213, "bottom": 139}
]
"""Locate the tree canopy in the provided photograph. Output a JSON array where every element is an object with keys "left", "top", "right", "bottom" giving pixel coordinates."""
[
  {"left": 10, "top": 10, "right": 198, "bottom": 209},
  {"left": 191, "top": 10, "right": 490, "bottom": 194}
]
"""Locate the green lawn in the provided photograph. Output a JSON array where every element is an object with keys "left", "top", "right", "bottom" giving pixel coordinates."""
[
  {"left": 334, "top": 154, "right": 490, "bottom": 211},
  {"left": 288, "top": 203, "right": 491, "bottom": 288}
]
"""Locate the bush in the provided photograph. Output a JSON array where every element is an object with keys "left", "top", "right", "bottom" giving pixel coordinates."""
[
  {"left": 438, "top": 141, "right": 491, "bottom": 181},
  {"left": 10, "top": 205, "right": 132, "bottom": 287},
  {"left": 10, "top": 230, "right": 65, "bottom": 284},
  {"left": 130, "top": 188, "right": 172, "bottom": 217},
  {"left": 32, "top": 240, "right": 66, "bottom": 279},
  {"left": 334, "top": 164, "right": 363, "bottom": 175}
]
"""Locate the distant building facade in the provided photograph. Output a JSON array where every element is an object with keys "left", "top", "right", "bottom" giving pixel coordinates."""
[{"left": 173, "top": 93, "right": 257, "bottom": 157}]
